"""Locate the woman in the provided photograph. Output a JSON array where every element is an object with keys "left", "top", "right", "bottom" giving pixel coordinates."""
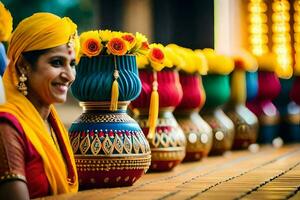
[{"left": 0, "top": 13, "right": 79, "bottom": 199}]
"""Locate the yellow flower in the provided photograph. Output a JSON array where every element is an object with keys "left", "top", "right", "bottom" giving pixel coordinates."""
[
  {"left": 133, "top": 32, "right": 150, "bottom": 55},
  {"left": 80, "top": 31, "right": 102, "bottom": 57},
  {"left": 106, "top": 37, "right": 128, "bottom": 56},
  {"left": 112, "top": 31, "right": 123, "bottom": 38},
  {"left": 98, "top": 29, "right": 112, "bottom": 42},
  {"left": 0, "top": 2, "right": 13, "bottom": 42},
  {"left": 194, "top": 50, "right": 208, "bottom": 75},
  {"left": 202, "top": 48, "right": 234, "bottom": 74},
  {"left": 167, "top": 44, "right": 198, "bottom": 73},
  {"left": 165, "top": 45, "right": 185, "bottom": 69},
  {"left": 136, "top": 54, "right": 149, "bottom": 69}
]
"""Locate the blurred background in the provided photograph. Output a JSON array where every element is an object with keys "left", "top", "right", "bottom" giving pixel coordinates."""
[
  {"left": 2, "top": 0, "right": 216, "bottom": 127},
  {"left": 2, "top": 0, "right": 214, "bottom": 48}
]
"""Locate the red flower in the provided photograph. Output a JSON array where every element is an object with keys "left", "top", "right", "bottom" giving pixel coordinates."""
[
  {"left": 122, "top": 34, "right": 135, "bottom": 44},
  {"left": 141, "top": 41, "right": 150, "bottom": 50},
  {"left": 150, "top": 47, "right": 165, "bottom": 63}
]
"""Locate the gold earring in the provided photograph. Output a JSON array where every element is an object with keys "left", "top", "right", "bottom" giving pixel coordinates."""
[{"left": 17, "top": 73, "right": 28, "bottom": 96}]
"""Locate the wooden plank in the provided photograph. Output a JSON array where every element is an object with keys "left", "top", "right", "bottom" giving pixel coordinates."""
[{"left": 35, "top": 145, "right": 300, "bottom": 200}]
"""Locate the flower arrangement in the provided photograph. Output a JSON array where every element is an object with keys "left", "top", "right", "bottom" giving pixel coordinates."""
[
  {"left": 167, "top": 44, "right": 208, "bottom": 75},
  {"left": 0, "top": 2, "right": 13, "bottom": 42},
  {"left": 136, "top": 43, "right": 208, "bottom": 75},
  {"left": 202, "top": 48, "right": 234, "bottom": 75},
  {"left": 79, "top": 30, "right": 150, "bottom": 58},
  {"left": 136, "top": 43, "right": 171, "bottom": 71}
]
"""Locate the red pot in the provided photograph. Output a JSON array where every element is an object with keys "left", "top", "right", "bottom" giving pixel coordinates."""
[
  {"left": 131, "top": 69, "right": 186, "bottom": 171},
  {"left": 174, "top": 73, "right": 212, "bottom": 161}
]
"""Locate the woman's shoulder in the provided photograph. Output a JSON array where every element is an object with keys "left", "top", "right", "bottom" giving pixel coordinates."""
[{"left": 0, "top": 112, "right": 24, "bottom": 135}]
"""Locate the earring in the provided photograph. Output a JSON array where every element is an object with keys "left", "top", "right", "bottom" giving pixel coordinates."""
[{"left": 17, "top": 73, "right": 28, "bottom": 96}]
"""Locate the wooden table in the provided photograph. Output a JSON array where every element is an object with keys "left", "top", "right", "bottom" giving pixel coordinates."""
[{"left": 37, "top": 144, "right": 300, "bottom": 200}]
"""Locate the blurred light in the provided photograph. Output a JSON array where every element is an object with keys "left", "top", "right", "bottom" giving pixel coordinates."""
[
  {"left": 248, "top": 0, "right": 269, "bottom": 56},
  {"left": 272, "top": 0, "right": 292, "bottom": 74},
  {"left": 294, "top": 1, "right": 300, "bottom": 72}
]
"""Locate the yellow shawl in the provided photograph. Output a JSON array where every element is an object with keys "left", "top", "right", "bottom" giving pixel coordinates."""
[{"left": 0, "top": 13, "right": 78, "bottom": 194}]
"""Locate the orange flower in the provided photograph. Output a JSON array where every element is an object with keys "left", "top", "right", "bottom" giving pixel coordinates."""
[
  {"left": 106, "top": 37, "right": 128, "bottom": 56},
  {"left": 82, "top": 38, "right": 102, "bottom": 57},
  {"left": 121, "top": 33, "right": 136, "bottom": 50},
  {"left": 149, "top": 47, "right": 165, "bottom": 63}
]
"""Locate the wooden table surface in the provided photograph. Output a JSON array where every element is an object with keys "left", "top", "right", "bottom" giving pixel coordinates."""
[{"left": 37, "top": 144, "right": 300, "bottom": 200}]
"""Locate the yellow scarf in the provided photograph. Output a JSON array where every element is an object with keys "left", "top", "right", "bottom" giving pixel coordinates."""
[{"left": 0, "top": 13, "right": 78, "bottom": 194}]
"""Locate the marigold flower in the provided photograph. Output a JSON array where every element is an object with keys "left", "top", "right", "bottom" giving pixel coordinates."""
[
  {"left": 80, "top": 31, "right": 102, "bottom": 57},
  {"left": 106, "top": 37, "right": 128, "bottom": 56},
  {"left": 149, "top": 47, "right": 164, "bottom": 63},
  {"left": 202, "top": 48, "right": 234, "bottom": 75},
  {"left": 147, "top": 44, "right": 167, "bottom": 71},
  {"left": 133, "top": 32, "right": 149, "bottom": 55},
  {"left": 0, "top": 2, "right": 13, "bottom": 42},
  {"left": 194, "top": 49, "right": 208, "bottom": 75},
  {"left": 122, "top": 33, "right": 136, "bottom": 51},
  {"left": 141, "top": 41, "right": 150, "bottom": 50}
]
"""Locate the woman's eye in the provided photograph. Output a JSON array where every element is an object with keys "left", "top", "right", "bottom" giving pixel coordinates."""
[{"left": 50, "top": 59, "right": 63, "bottom": 67}]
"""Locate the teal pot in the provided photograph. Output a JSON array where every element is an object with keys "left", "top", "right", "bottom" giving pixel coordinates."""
[
  {"left": 202, "top": 74, "right": 231, "bottom": 109},
  {"left": 71, "top": 55, "right": 141, "bottom": 101},
  {"left": 201, "top": 74, "right": 234, "bottom": 155},
  {"left": 69, "top": 55, "right": 150, "bottom": 189}
]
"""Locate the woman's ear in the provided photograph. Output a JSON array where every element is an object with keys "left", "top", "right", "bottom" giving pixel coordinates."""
[{"left": 16, "top": 55, "right": 30, "bottom": 75}]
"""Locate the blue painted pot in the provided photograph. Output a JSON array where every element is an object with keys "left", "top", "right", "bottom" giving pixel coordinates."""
[{"left": 69, "top": 55, "right": 151, "bottom": 189}]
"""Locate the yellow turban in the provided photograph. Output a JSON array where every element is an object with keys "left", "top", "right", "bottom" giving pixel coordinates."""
[
  {"left": 0, "top": 2, "right": 13, "bottom": 42},
  {"left": 6, "top": 12, "right": 79, "bottom": 88},
  {"left": 1, "top": 13, "right": 78, "bottom": 195}
]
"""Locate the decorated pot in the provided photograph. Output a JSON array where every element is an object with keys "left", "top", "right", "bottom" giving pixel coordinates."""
[
  {"left": 69, "top": 55, "right": 151, "bottom": 189},
  {"left": 174, "top": 73, "right": 212, "bottom": 161},
  {"left": 131, "top": 69, "right": 186, "bottom": 171},
  {"left": 201, "top": 74, "right": 235, "bottom": 155},
  {"left": 224, "top": 104, "right": 258, "bottom": 149},
  {"left": 247, "top": 71, "right": 281, "bottom": 143},
  {"left": 224, "top": 69, "right": 259, "bottom": 149},
  {"left": 274, "top": 78, "right": 300, "bottom": 142}
]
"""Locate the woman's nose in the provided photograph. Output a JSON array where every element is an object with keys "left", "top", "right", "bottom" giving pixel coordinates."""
[{"left": 61, "top": 65, "right": 75, "bottom": 83}]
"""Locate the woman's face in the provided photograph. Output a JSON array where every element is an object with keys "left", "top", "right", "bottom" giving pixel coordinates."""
[{"left": 26, "top": 44, "right": 76, "bottom": 106}]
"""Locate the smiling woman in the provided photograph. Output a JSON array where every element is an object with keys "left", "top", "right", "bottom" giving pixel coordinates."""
[{"left": 0, "top": 13, "right": 79, "bottom": 199}]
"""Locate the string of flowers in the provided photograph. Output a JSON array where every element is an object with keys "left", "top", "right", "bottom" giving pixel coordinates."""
[{"left": 79, "top": 30, "right": 150, "bottom": 58}]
